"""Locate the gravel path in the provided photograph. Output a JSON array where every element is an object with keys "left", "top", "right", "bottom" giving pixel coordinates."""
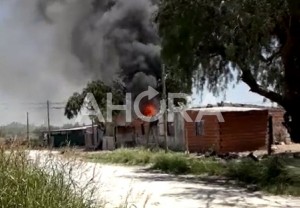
[{"left": 28, "top": 150, "right": 300, "bottom": 208}]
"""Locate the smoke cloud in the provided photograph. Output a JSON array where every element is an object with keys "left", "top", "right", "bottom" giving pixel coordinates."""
[
  {"left": 0, "top": 0, "right": 92, "bottom": 101},
  {"left": 72, "top": 0, "right": 162, "bottom": 97},
  {"left": 0, "top": 0, "right": 161, "bottom": 124}
]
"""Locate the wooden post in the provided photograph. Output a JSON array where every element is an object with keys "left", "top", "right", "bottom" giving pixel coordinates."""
[
  {"left": 47, "top": 100, "right": 51, "bottom": 147},
  {"left": 162, "top": 64, "right": 168, "bottom": 152},
  {"left": 26, "top": 112, "right": 29, "bottom": 146},
  {"left": 185, "top": 127, "right": 189, "bottom": 154},
  {"left": 268, "top": 116, "right": 274, "bottom": 155}
]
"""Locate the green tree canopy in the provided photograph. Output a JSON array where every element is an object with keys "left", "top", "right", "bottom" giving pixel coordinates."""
[
  {"left": 158, "top": 0, "right": 300, "bottom": 143},
  {"left": 64, "top": 80, "right": 125, "bottom": 123}
]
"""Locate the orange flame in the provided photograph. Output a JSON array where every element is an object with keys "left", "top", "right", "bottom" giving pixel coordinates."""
[{"left": 143, "top": 103, "right": 157, "bottom": 117}]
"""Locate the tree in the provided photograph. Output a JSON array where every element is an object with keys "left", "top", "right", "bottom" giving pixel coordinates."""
[
  {"left": 64, "top": 80, "right": 125, "bottom": 124},
  {"left": 158, "top": 0, "right": 300, "bottom": 143}
]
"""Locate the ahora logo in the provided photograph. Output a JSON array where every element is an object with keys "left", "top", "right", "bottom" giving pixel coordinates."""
[{"left": 75, "top": 87, "right": 225, "bottom": 123}]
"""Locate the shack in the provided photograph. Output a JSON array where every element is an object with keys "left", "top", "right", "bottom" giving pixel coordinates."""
[
  {"left": 109, "top": 104, "right": 288, "bottom": 153},
  {"left": 184, "top": 107, "right": 269, "bottom": 153},
  {"left": 43, "top": 125, "right": 103, "bottom": 149},
  {"left": 114, "top": 115, "right": 184, "bottom": 150}
]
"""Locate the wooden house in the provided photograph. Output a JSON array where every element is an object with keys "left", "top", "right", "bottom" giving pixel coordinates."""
[{"left": 182, "top": 107, "right": 269, "bottom": 153}]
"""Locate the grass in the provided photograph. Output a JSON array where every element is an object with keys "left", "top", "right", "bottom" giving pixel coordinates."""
[
  {"left": 226, "top": 157, "right": 300, "bottom": 195},
  {"left": 0, "top": 148, "right": 93, "bottom": 208},
  {"left": 85, "top": 148, "right": 224, "bottom": 175},
  {"left": 87, "top": 148, "right": 154, "bottom": 166},
  {"left": 83, "top": 148, "right": 300, "bottom": 196},
  {"left": 0, "top": 146, "right": 148, "bottom": 208}
]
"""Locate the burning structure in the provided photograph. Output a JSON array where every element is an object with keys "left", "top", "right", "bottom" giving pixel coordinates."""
[
  {"left": 36, "top": 0, "right": 163, "bottom": 115},
  {"left": 72, "top": 0, "right": 163, "bottom": 144},
  {"left": 113, "top": 99, "right": 162, "bottom": 148},
  {"left": 41, "top": 0, "right": 164, "bottom": 147}
]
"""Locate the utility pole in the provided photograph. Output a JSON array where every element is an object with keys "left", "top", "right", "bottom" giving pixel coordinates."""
[
  {"left": 26, "top": 112, "right": 29, "bottom": 145},
  {"left": 162, "top": 64, "right": 168, "bottom": 152},
  {"left": 47, "top": 100, "right": 51, "bottom": 147}
]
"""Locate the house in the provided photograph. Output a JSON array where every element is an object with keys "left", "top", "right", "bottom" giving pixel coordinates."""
[
  {"left": 210, "top": 103, "right": 290, "bottom": 144},
  {"left": 97, "top": 103, "right": 289, "bottom": 153},
  {"left": 111, "top": 106, "right": 270, "bottom": 153},
  {"left": 43, "top": 125, "right": 103, "bottom": 149},
  {"left": 110, "top": 114, "right": 185, "bottom": 150},
  {"left": 182, "top": 107, "right": 269, "bottom": 153}
]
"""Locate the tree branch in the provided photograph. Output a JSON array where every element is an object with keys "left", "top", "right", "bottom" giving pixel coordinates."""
[
  {"left": 259, "top": 51, "right": 281, "bottom": 66},
  {"left": 240, "top": 68, "right": 285, "bottom": 107}
]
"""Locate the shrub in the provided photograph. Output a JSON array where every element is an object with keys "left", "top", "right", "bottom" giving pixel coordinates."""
[
  {"left": 226, "top": 157, "right": 300, "bottom": 195},
  {"left": 152, "top": 154, "right": 191, "bottom": 174},
  {"left": 0, "top": 149, "right": 92, "bottom": 208},
  {"left": 88, "top": 148, "right": 154, "bottom": 166}
]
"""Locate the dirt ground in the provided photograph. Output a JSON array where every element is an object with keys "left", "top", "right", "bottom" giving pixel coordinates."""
[
  {"left": 246, "top": 144, "right": 300, "bottom": 157},
  {"left": 28, "top": 150, "right": 300, "bottom": 208},
  {"left": 272, "top": 144, "right": 300, "bottom": 153}
]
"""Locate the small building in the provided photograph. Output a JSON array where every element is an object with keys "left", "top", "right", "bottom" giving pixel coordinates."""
[
  {"left": 110, "top": 116, "right": 181, "bottom": 149},
  {"left": 43, "top": 125, "right": 103, "bottom": 149},
  {"left": 215, "top": 103, "right": 290, "bottom": 144},
  {"left": 183, "top": 107, "right": 269, "bottom": 153},
  {"left": 107, "top": 104, "right": 289, "bottom": 153},
  {"left": 112, "top": 106, "right": 270, "bottom": 153}
]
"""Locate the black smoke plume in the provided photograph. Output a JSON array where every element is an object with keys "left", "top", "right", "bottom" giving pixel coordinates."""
[{"left": 72, "top": 0, "right": 162, "bottom": 98}]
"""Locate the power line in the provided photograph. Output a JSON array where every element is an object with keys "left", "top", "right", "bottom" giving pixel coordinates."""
[{"left": 0, "top": 101, "right": 67, "bottom": 105}]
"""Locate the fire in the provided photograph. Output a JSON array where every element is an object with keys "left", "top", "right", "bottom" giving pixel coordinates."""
[{"left": 143, "top": 103, "right": 157, "bottom": 117}]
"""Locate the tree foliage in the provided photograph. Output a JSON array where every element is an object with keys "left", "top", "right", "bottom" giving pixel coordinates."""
[
  {"left": 64, "top": 80, "right": 125, "bottom": 121},
  {"left": 158, "top": 0, "right": 300, "bottom": 142},
  {"left": 158, "top": 0, "right": 288, "bottom": 98}
]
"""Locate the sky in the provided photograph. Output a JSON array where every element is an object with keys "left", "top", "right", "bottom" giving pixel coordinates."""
[
  {"left": 0, "top": 82, "right": 272, "bottom": 127},
  {"left": 0, "top": 0, "right": 274, "bottom": 127}
]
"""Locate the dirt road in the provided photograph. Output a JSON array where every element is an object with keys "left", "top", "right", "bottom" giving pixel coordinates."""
[{"left": 28, "top": 150, "right": 300, "bottom": 208}]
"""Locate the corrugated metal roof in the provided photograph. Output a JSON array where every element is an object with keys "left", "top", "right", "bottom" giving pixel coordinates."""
[
  {"left": 48, "top": 125, "right": 94, "bottom": 133},
  {"left": 192, "top": 102, "right": 282, "bottom": 109},
  {"left": 189, "top": 106, "right": 267, "bottom": 112}
]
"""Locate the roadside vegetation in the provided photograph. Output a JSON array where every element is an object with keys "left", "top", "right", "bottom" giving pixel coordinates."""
[
  {"left": 0, "top": 146, "right": 144, "bottom": 208},
  {"left": 83, "top": 148, "right": 300, "bottom": 196},
  {"left": 0, "top": 148, "right": 93, "bottom": 208}
]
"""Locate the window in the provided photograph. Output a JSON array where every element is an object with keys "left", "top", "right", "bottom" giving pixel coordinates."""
[{"left": 195, "top": 121, "right": 204, "bottom": 136}]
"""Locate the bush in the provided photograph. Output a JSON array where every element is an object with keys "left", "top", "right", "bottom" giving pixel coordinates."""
[
  {"left": 88, "top": 148, "right": 153, "bottom": 165},
  {"left": 189, "top": 158, "right": 225, "bottom": 176},
  {"left": 0, "top": 148, "right": 92, "bottom": 208},
  {"left": 86, "top": 148, "right": 224, "bottom": 175},
  {"left": 226, "top": 157, "right": 300, "bottom": 195},
  {"left": 226, "top": 159, "right": 263, "bottom": 184},
  {"left": 152, "top": 154, "right": 191, "bottom": 174}
]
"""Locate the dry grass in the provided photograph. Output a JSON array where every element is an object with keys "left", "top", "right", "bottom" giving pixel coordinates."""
[
  {"left": 0, "top": 144, "right": 149, "bottom": 208},
  {"left": 78, "top": 148, "right": 300, "bottom": 196},
  {"left": 0, "top": 148, "right": 93, "bottom": 208}
]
